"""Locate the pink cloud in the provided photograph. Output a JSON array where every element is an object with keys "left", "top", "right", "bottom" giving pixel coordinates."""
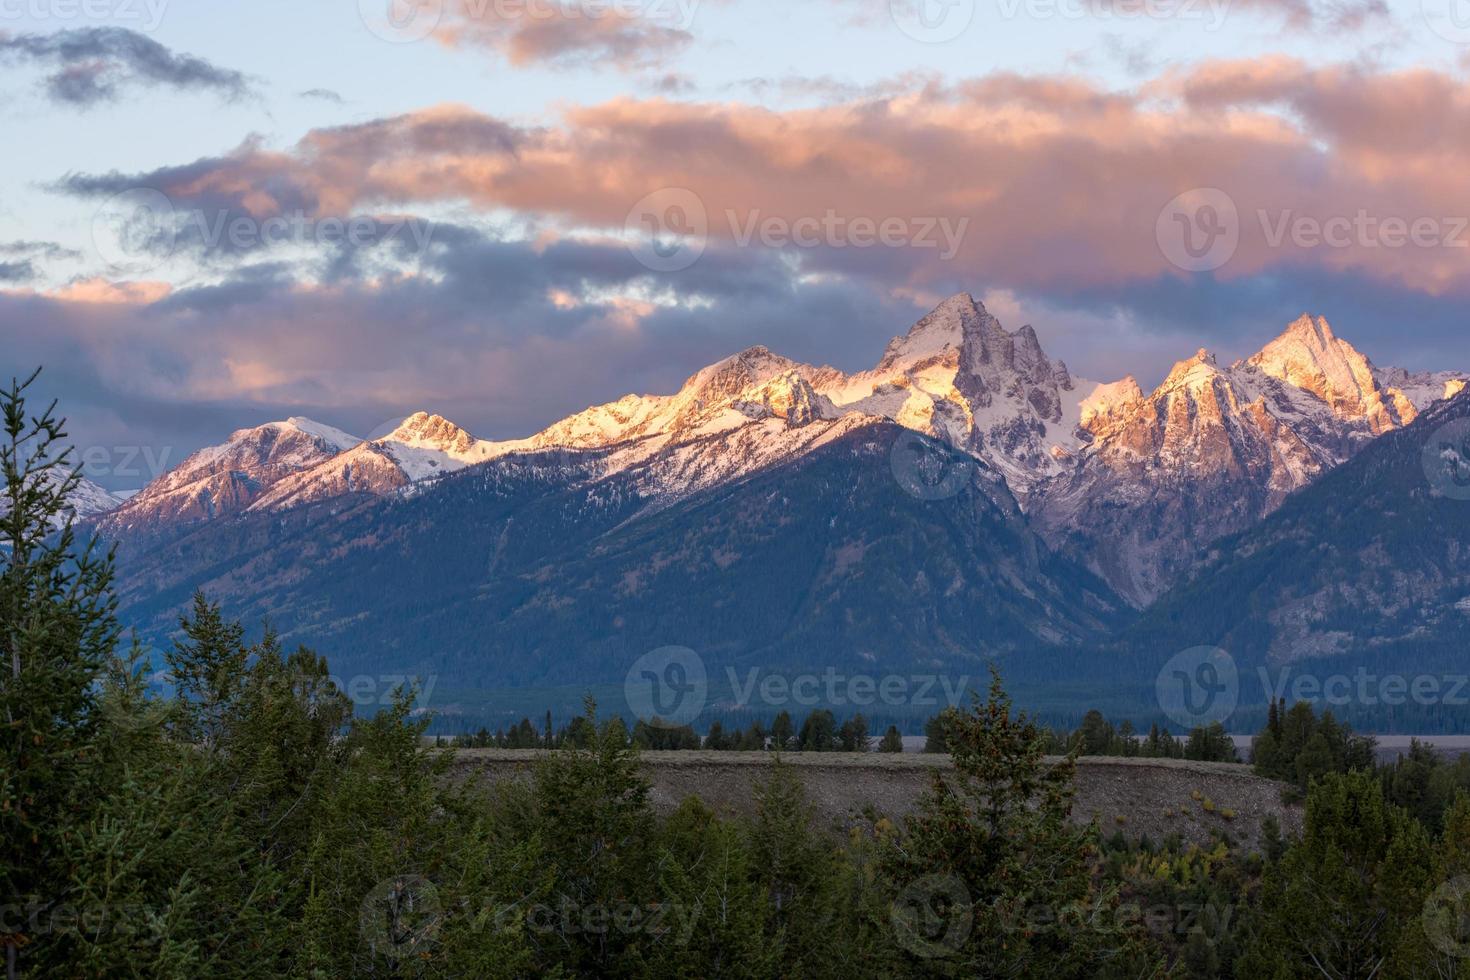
[{"left": 59, "top": 60, "right": 1470, "bottom": 297}]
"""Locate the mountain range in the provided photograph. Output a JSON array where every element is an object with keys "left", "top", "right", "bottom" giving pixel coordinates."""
[{"left": 67, "top": 293, "right": 1470, "bottom": 722}]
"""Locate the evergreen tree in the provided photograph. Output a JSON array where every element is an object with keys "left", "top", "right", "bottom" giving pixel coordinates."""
[
  {"left": 1238, "top": 771, "right": 1436, "bottom": 978},
  {"left": 881, "top": 671, "right": 1158, "bottom": 976},
  {"left": 0, "top": 371, "right": 120, "bottom": 979},
  {"left": 879, "top": 725, "right": 904, "bottom": 753},
  {"left": 798, "top": 709, "right": 840, "bottom": 752},
  {"left": 703, "top": 720, "right": 730, "bottom": 750},
  {"left": 770, "top": 710, "right": 795, "bottom": 751},
  {"left": 839, "top": 713, "right": 869, "bottom": 752}
]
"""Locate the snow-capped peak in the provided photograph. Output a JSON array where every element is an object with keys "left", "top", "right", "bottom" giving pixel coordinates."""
[
  {"left": 1241, "top": 314, "right": 1400, "bottom": 433},
  {"left": 282, "top": 416, "right": 361, "bottom": 451},
  {"left": 381, "top": 412, "right": 477, "bottom": 453},
  {"left": 875, "top": 292, "right": 988, "bottom": 373},
  {"left": 1161, "top": 349, "right": 1222, "bottom": 389},
  {"left": 1078, "top": 377, "right": 1144, "bottom": 429}
]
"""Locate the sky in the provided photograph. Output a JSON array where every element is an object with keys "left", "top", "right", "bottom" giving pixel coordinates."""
[{"left": 3, "top": 0, "right": 1470, "bottom": 488}]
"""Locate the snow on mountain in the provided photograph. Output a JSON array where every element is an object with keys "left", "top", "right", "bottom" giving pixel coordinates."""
[
  {"left": 66, "top": 472, "right": 127, "bottom": 519},
  {"left": 91, "top": 296, "right": 1469, "bottom": 610},
  {"left": 249, "top": 412, "right": 526, "bottom": 512},
  {"left": 1373, "top": 365, "right": 1468, "bottom": 419},
  {"left": 1034, "top": 316, "right": 1469, "bottom": 606},
  {"left": 814, "top": 293, "right": 1089, "bottom": 503},
  {"left": 96, "top": 417, "right": 362, "bottom": 532},
  {"left": 1242, "top": 314, "right": 1405, "bottom": 435},
  {"left": 4, "top": 469, "right": 127, "bottom": 530}
]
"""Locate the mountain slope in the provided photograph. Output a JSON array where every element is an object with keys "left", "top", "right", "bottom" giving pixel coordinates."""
[
  {"left": 97, "top": 417, "right": 361, "bottom": 534},
  {"left": 249, "top": 412, "right": 521, "bottom": 511},
  {"left": 88, "top": 294, "right": 1469, "bottom": 639},
  {"left": 1122, "top": 389, "right": 1470, "bottom": 666},
  {"left": 104, "top": 421, "right": 1127, "bottom": 687},
  {"left": 1034, "top": 317, "right": 1459, "bottom": 606}
]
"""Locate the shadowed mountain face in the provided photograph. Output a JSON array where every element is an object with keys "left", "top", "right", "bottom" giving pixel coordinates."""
[
  {"left": 1122, "top": 389, "right": 1470, "bottom": 670},
  {"left": 103, "top": 423, "right": 1127, "bottom": 688}
]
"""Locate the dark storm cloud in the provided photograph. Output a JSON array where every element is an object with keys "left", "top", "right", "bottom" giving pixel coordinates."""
[{"left": 0, "top": 28, "right": 252, "bottom": 106}]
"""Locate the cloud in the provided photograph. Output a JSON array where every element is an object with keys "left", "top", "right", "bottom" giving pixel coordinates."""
[
  {"left": 430, "top": 0, "right": 693, "bottom": 70},
  {"left": 299, "top": 87, "right": 346, "bottom": 104},
  {"left": 0, "top": 261, "right": 36, "bottom": 283},
  {"left": 0, "top": 28, "right": 253, "bottom": 106},
  {"left": 0, "top": 240, "right": 82, "bottom": 261},
  {"left": 53, "top": 60, "right": 1470, "bottom": 299}
]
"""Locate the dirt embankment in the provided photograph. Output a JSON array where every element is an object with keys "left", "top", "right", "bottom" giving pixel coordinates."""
[{"left": 451, "top": 750, "right": 1302, "bottom": 851}]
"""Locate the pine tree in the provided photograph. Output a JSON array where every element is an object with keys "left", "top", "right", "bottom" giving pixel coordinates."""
[
  {"left": 881, "top": 670, "right": 1159, "bottom": 976},
  {"left": 0, "top": 371, "right": 119, "bottom": 980},
  {"left": 1239, "top": 771, "right": 1436, "bottom": 978},
  {"left": 839, "top": 713, "right": 869, "bottom": 752},
  {"left": 770, "top": 710, "right": 795, "bottom": 751},
  {"left": 879, "top": 725, "right": 904, "bottom": 753}
]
